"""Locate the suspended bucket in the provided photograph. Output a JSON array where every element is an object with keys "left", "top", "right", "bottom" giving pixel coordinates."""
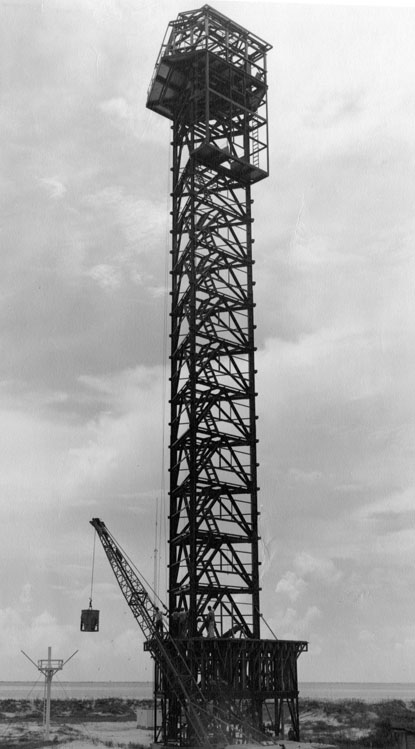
[
  {"left": 81, "top": 529, "right": 99, "bottom": 632},
  {"left": 80, "top": 607, "right": 99, "bottom": 632}
]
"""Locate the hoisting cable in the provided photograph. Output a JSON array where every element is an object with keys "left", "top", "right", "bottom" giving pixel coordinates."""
[{"left": 89, "top": 529, "right": 97, "bottom": 608}]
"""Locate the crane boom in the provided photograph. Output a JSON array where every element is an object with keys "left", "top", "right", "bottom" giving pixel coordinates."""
[
  {"left": 90, "top": 518, "right": 232, "bottom": 747},
  {"left": 90, "top": 518, "right": 156, "bottom": 641}
]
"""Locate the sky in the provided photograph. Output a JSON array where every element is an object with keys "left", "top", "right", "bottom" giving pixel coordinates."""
[{"left": 1, "top": 0, "right": 415, "bottom": 686}]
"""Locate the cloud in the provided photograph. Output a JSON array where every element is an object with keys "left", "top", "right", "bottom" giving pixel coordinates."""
[
  {"left": 289, "top": 468, "right": 323, "bottom": 484},
  {"left": 275, "top": 571, "right": 306, "bottom": 601},
  {"left": 87, "top": 264, "right": 122, "bottom": 290},
  {"left": 100, "top": 97, "right": 136, "bottom": 136},
  {"left": 294, "top": 554, "right": 342, "bottom": 585},
  {"left": 59, "top": 365, "right": 165, "bottom": 503},
  {"left": 356, "top": 486, "right": 415, "bottom": 523},
  {"left": 82, "top": 186, "right": 167, "bottom": 285},
  {"left": 0, "top": 363, "right": 166, "bottom": 578},
  {"left": 38, "top": 177, "right": 67, "bottom": 199},
  {"left": 0, "top": 594, "right": 75, "bottom": 676},
  {"left": 19, "top": 584, "right": 33, "bottom": 610},
  {"left": 358, "top": 629, "right": 375, "bottom": 643},
  {"left": 269, "top": 604, "right": 321, "bottom": 642},
  {"left": 303, "top": 89, "right": 365, "bottom": 129},
  {"left": 84, "top": 186, "right": 164, "bottom": 245},
  {"left": 0, "top": 595, "right": 151, "bottom": 682}
]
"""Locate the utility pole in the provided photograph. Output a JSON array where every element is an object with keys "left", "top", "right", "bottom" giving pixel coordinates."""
[{"left": 22, "top": 646, "right": 78, "bottom": 741}]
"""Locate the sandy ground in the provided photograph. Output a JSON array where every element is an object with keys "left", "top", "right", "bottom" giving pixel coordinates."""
[
  {"left": 54, "top": 740, "right": 334, "bottom": 749},
  {"left": 51, "top": 738, "right": 333, "bottom": 749},
  {"left": 0, "top": 719, "right": 152, "bottom": 747},
  {"left": 0, "top": 719, "right": 335, "bottom": 749}
]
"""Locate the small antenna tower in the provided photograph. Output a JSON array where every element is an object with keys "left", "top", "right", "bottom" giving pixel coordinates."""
[{"left": 21, "top": 646, "right": 78, "bottom": 741}]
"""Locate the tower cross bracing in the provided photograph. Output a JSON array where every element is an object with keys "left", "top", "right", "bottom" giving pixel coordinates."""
[
  {"left": 148, "top": 2, "right": 270, "bottom": 641},
  {"left": 147, "top": 5, "right": 307, "bottom": 743}
]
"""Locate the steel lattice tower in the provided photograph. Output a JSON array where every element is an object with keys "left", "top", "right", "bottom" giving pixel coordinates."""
[
  {"left": 147, "top": 5, "right": 307, "bottom": 743},
  {"left": 148, "top": 2, "right": 269, "bottom": 640}
]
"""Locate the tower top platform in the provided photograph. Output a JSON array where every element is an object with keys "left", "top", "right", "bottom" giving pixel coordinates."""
[
  {"left": 147, "top": 4, "right": 272, "bottom": 121},
  {"left": 146, "top": 4, "right": 272, "bottom": 182}
]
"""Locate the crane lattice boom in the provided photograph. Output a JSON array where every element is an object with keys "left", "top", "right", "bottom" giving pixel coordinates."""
[{"left": 91, "top": 518, "right": 270, "bottom": 747}]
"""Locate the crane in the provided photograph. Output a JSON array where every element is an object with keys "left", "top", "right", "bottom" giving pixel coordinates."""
[{"left": 89, "top": 517, "right": 269, "bottom": 747}]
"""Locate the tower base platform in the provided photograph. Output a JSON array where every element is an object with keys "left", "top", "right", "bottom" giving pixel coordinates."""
[{"left": 146, "top": 636, "right": 308, "bottom": 746}]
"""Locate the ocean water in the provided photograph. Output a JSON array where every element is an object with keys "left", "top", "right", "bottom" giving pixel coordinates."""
[
  {"left": 0, "top": 681, "right": 153, "bottom": 701},
  {"left": 1, "top": 681, "right": 415, "bottom": 702},
  {"left": 299, "top": 681, "right": 415, "bottom": 702}
]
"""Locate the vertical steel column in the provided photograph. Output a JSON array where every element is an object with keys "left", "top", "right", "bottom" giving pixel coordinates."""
[{"left": 148, "top": 5, "right": 272, "bottom": 641}]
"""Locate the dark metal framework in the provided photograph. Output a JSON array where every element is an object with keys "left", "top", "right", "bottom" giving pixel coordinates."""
[
  {"left": 146, "top": 5, "right": 307, "bottom": 743},
  {"left": 150, "top": 638, "right": 307, "bottom": 746},
  {"left": 148, "top": 3, "right": 271, "bottom": 641},
  {"left": 91, "top": 519, "right": 307, "bottom": 746}
]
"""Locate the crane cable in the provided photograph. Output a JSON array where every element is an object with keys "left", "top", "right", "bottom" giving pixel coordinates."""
[{"left": 89, "top": 530, "right": 97, "bottom": 609}]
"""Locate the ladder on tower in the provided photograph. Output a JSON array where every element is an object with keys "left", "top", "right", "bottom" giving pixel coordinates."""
[{"left": 252, "top": 128, "right": 260, "bottom": 169}]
